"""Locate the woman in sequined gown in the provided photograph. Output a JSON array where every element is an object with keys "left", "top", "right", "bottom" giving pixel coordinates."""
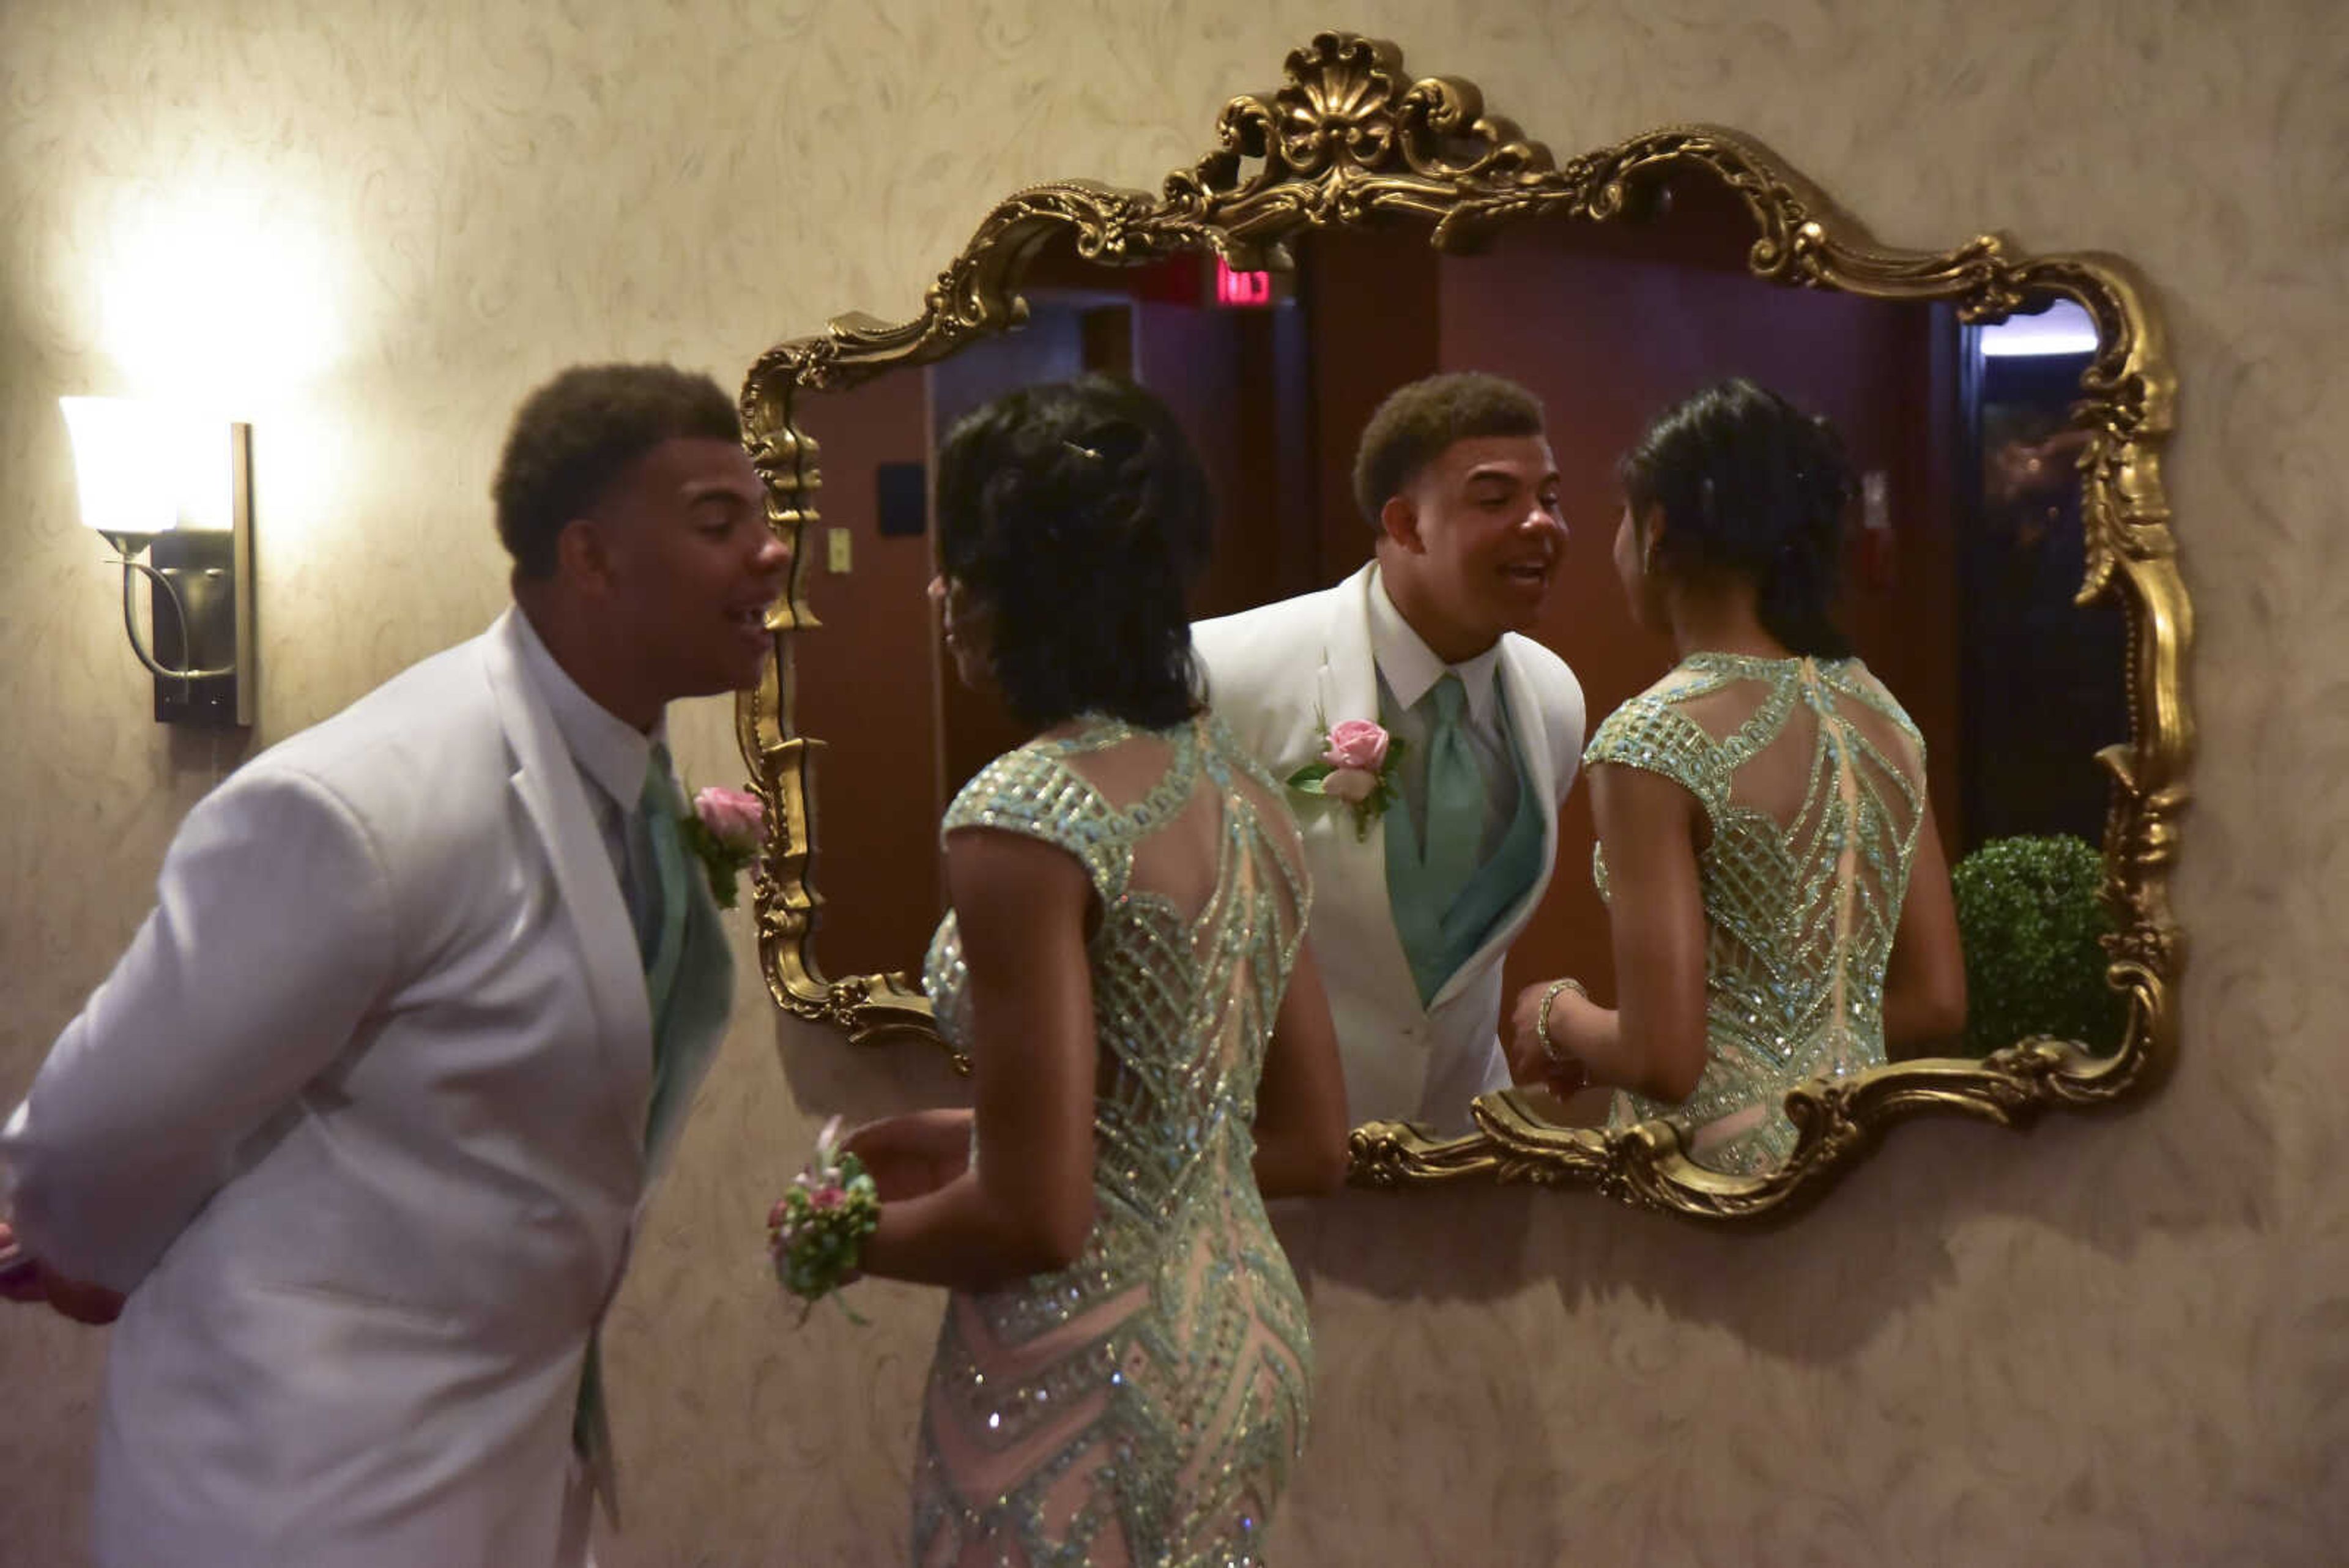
[
  {"left": 834, "top": 376, "right": 1350, "bottom": 1566},
  {"left": 1507, "top": 379, "right": 1967, "bottom": 1174}
]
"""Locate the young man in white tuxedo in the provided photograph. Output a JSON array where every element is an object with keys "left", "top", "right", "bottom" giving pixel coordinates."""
[
  {"left": 1192, "top": 372, "right": 1584, "bottom": 1135},
  {"left": 0, "top": 364, "right": 787, "bottom": 1568}
]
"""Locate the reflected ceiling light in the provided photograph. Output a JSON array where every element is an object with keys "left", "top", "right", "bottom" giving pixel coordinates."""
[{"left": 1979, "top": 297, "right": 2100, "bottom": 359}]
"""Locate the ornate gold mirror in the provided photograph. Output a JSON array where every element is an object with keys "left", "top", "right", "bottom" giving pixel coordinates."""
[{"left": 735, "top": 31, "right": 2189, "bottom": 1222}]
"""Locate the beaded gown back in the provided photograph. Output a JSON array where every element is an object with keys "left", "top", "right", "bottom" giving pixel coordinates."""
[
  {"left": 914, "top": 713, "right": 1315, "bottom": 1567},
  {"left": 1586, "top": 654, "right": 1928, "bottom": 1175}
]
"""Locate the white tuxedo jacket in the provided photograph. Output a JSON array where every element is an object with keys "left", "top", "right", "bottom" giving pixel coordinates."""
[
  {"left": 1193, "top": 563, "right": 1585, "bottom": 1132},
  {"left": 1, "top": 609, "right": 730, "bottom": 1568}
]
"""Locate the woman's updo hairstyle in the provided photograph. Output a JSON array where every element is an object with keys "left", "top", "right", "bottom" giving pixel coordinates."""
[
  {"left": 1618, "top": 377, "right": 1858, "bottom": 659},
  {"left": 933, "top": 374, "right": 1214, "bottom": 730}
]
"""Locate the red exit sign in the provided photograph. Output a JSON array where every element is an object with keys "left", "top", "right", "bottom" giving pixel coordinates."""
[{"left": 1214, "top": 257, "right": 1274, "bottom": 307}]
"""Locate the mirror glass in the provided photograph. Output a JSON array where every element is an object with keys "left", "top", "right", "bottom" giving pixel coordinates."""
[{"left": 785, "top": 168, "right": 2130, "bottom": 1155}]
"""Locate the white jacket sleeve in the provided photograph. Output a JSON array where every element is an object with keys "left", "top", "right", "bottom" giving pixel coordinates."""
[{"left": 1, "top": 765, "right": 397, "bottom": 1291}]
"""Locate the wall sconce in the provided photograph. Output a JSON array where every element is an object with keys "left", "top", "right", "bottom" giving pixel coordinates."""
[{"left": 61, "top": 398, "right": 255, "bottom": 726}]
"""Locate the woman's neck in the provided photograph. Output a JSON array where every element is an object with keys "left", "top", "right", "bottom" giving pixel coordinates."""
[{"left": 1663, "top": 576, "right": 1792, "bottom": 663}]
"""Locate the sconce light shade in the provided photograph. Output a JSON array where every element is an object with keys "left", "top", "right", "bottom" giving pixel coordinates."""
[
  {"left": 61, "top": 398, "right": 256, "bottom": 726},
  {"left": 62, "top": 397, "right": 179, "bottom": 537}
]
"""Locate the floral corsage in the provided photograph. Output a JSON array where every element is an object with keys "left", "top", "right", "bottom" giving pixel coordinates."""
[
  {"left": 767, "top": 1117, "right": 881, "bottom": 1323},
  {"left": 1285, "top": 717, "right": 1405, "bottom": 841},
  {"left": 680, "top": 786, "right": 763, "bottom": 908}
]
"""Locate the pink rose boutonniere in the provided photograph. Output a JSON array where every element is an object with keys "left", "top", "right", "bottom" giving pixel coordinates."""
[
  {"left": 680, "top": 784, "right": 765, "bottom": 908},
  {"left": 1285, "top": 716, "right": 1405, "bottom": 841}
]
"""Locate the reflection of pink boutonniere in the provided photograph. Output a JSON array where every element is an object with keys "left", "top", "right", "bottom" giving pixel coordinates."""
[
  {"left": 1286, "top": 716, "right": 1405, "bottom": 841},
  {"left": 680, "top": 785, "right": 764, "bottom": 908}
]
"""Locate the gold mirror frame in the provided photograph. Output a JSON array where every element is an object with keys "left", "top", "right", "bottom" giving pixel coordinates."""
[{"left": 735, "top": 30, "right": 2191, "bottom": 1222}]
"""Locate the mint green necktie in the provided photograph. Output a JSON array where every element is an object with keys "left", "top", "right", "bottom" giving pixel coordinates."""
[
  {"left": 1420, "top": 673, "right": 1483, "bottom": 910},
  {"left": 637, "top": 743, "right": 689, "bottom": 1038}
]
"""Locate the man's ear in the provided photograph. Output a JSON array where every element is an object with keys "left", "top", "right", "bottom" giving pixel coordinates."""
[
  {"left": 552, "top": 518, "right": 614, "bottom": 596},
  {"left": 1378, "top": 493, "right": 1423, "bottom": 554}
]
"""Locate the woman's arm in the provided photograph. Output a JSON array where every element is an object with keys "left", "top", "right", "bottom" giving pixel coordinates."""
[
  {"left": 1250, "top": 940, "right": 1350, "bottom": 1199},
  {"left": 842, "top": 1108, "right": 972, "bottom": 1206},
  {"left": 1882, "top": 801, "right": 1967, "bottom": 1049},
  {"left": 1542, "top": 762, "right": 1713, "bottom": 1103},
  {"left": 850, "top": 827, "right": 1100, "bottom": 1292}
]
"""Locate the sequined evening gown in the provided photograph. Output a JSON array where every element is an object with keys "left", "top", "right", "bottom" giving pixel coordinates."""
[
  {"left": 1586, "top": 653, "right": 1928, "bottom": 1175},
  {"left": 912, "top": 712, "right": 1315, "bottom": 1567}
]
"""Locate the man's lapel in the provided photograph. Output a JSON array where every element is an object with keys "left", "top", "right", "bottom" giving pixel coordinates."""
[
  {"left": 1496, "top": 636, "right": 1562, "bottom": 817},
  {"left": 1307, "top": 566, "right": 1423, "bottom": 1019},
  {"left": 482, "top": 611, "right": 653, "bottom": 1150},
  {"left": 1316, "top": 563, "right": 1382, "bottom": 737}
]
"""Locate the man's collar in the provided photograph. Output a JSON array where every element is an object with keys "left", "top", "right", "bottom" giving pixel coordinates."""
[
  {"left": 511, "top": 606, "right": 661, "bottom": 811},
  {"left": 1366, "top": 566, "right": 1502, "bottom": 723}
]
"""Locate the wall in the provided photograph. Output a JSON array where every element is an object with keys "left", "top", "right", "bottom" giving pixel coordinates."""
[{"left": 1, "top": 2, "right": 2342, "bottom": 1564}]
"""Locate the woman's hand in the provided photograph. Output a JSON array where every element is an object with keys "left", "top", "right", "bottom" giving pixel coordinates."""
[
  {"left": 1506, "top": 980, "right": 1592, "bottom": 1099},
  {"left": 842, "top": 1109, "right": 974, "bottom": 1204}
]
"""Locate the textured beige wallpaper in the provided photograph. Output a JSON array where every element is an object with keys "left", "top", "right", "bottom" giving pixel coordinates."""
[{"left": 3, "top": 1, "right": 2344, "bottom": 1564}]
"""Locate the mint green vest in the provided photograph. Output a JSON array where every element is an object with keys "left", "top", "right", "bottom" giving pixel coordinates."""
[{"left": 1385, "top": 688, "right": 1545, "bottom": 1006}]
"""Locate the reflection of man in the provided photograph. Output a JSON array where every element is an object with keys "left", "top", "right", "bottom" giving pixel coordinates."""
[
  {"left": 1193, "top": 373, "right": 1584, "bottom": 1132},
  {"left": 0, "top": 365, "right": 786, "bottom": 1567}
]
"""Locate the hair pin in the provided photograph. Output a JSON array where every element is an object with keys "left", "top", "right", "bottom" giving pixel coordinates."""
[{"left": 1063, "top": 440, "right": 1102, "bottom": 462}]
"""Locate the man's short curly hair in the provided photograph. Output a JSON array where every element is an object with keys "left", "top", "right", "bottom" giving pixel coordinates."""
[
  {"left": 1350, "top": 371, "right": 1546, "bottom": 528},
  {"left": 492, "top": 363, "right": 742, "bottom": 579}
]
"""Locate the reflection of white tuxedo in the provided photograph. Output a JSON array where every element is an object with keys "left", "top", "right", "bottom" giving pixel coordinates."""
[
  {"left": 1, "top": 609, "right": 730, "bottom": 1568},
  {"left": 1193, "top": 563, "right": 1585, "bottom": 1131}
]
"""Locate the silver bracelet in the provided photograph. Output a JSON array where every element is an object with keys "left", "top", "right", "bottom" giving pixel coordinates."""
[{"left": 1535, "top": 977, "right": 1588, "bottom": 1069}]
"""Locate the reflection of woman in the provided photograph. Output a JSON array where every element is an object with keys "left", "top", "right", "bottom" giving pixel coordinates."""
[
  {"left": 811, "top": 376, "right": 1349, "bottom": 1564},
  {"left": 1507, "top": 379, "right": 1965, "bottom": 1174}
]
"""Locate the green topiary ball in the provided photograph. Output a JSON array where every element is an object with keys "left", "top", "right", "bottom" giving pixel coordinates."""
[{"left": 1949, "top": 834, "right": 2127, "bottom": 1057}]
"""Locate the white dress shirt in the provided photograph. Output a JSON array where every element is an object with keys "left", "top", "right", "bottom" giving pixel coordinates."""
[
  {"left": 511, "top": 609, "right": 664, "bottom": 939},
  {"left": 1366, "top": 566, "right": 1524, "bottom": 866}
]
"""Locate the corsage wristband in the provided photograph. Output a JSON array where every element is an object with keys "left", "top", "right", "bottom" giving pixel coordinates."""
[
  {"left": 1535, "top": 977, "right": 1589, "bottom": 1071},
  {"left": 767, "top": 1117, "right": 881, "bottom": 1323}
]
